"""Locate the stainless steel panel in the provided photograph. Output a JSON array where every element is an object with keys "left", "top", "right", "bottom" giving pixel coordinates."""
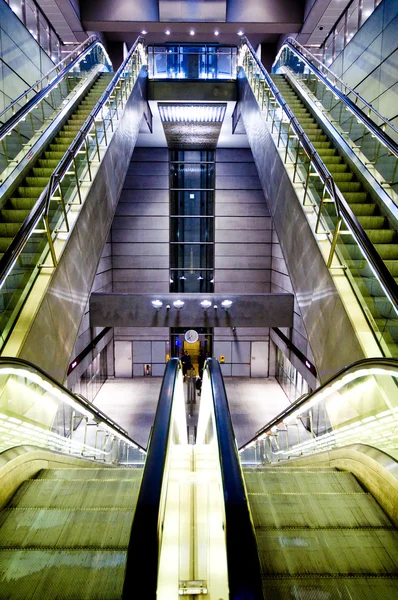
[
  {"left": 18, "top": 69, "right": 148, "bottom": 382},
  {"left": 90, "top": 292, "right": 294, "bottom": 328},
  {"left": 238, "top": 72, "right": 365, "bottom": 381}
]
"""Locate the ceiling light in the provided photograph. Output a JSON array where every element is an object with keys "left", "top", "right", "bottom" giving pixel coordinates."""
[
  {"left": 158, "top": 103, "right": 227, "bottom": 123},
  {"left": 170, "top": 277, "right": 174, "bottom": 283},
  {"left": 151, "top": 300, "right": 163, "bottom": 309},
  {"left": 180, "top": 275, "right": 187, "bottom": 280},
  {"left": 214, "top": 30, "right": 219, "bottom": 36},
  {"left": 197, "top": 275, "right": 204, "bottom": 280},
  {"left": 173, "top": 300, "right": 185, "bottom": 310},
  {"left": 141, "top": 30, "right": 147, "bottom": 35},
  {"left": 201, "top": 300, "right": 212, "bottom": 310},
  {"left": 210, "top": 278, "right": 214, "bottom": 283},
  {"left": 165, "top": 30, "right": 170, "bottom": 35},
  {"left": 189, "top": 29, "right": 195, "bottom": 36},
  {"left": 237, "top": 30, "right": 244, "bottom": 36},
  {"left": 221, "top": 299, "right": 233, "bottom": 310}
]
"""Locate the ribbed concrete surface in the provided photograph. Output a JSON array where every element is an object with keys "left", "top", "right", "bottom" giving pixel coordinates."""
[
  {"left": 244, "top": 466, "right": 398, "bottom": 598},
  {"left": 0, "top": 467, "right": 142, "bottom": 599}
]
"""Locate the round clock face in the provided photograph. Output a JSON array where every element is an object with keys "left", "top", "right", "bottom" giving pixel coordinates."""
[{"left": 185, "top": 329, "right": 199, "bottom": 343}]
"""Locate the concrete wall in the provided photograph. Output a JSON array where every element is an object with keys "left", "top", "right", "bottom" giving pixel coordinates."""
[
  {"left": 331, "top": 0, "right": 398, "bottom": 132},
  {"left": 214, "top": 147, "right": 272, "bottom": 377},
  {"left": 111, "top": 147, "right": 169, "bottom": 294}
]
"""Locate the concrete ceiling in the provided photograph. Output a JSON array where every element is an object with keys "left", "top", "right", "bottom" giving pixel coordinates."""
[{"left": 36, "top": 0, "right": 354, "bottom": 57}]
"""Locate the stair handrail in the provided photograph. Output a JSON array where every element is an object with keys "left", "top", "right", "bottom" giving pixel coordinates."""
[
  {"left": 0, "top": 356, "right": 146, "bottom": 452},
  {"left": 207, "top": 358, "right": 264, "bottom": 600},
  {"left": 240, "top": 37, "right": 398, "bottom": 310},
  {"left": 0, "top": 35, "right": 106, "bottom": 123},
  {"left": 239, "top": 357, "right": 398, "bottom": 453},
  {"left": 276, "top": 37, "right": 398, "bottom": 157},
  {"left": 0, "top": 36, "right": 146, "bottom": 292},
  {"left": 0, "top": 38, "right": 112, "bottom": 142}
]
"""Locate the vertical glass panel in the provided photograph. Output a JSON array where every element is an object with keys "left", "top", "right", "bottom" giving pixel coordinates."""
[
  {"left": 170, "top": 217, "right": 214, "bottom": 242},
  {"left": 170, "top": 190, "right": 214, "bottom": 216},
  {"left": 170, "top": 162, "right": 215, "bottom": 190}
]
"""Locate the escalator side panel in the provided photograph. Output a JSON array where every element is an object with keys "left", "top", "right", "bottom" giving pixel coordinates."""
[
  {"left": 10, "top": 68, "right": 147, "bottom": 383},
  {"left": 237, "top": 69, "right": 365, "bottom": 381}
]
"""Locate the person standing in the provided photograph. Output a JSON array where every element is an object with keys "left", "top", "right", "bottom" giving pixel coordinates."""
[
  {"left": 181, "top": 350, "right": 193, "bottom": 381},
  {"left": 198, "top": 350, "right": 205, "bottom": 380}
]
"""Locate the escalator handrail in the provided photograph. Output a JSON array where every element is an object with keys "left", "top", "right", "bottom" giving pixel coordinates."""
[
  {"left": 0, "top": 356, "right": 146, "bottom": 451},
  {"left": 122, "top": 358, "right": 180, "bottom": 600},
  {"left": 280, "top": 37, "right": 398, "bottom": 143},
  {"left": 239, "top": 356, "right": 398, "bottom": 453},
  {"left": 0, "top": 35, "right": 102, "bottom": 123},
  {"left": 207, "top": 358, "right": 264, "bottom": 600},
  {"left": 0, "top": 38, "right": 111, "bottom": 142},
  {"left": 0, "top": 36, "right": 145, "bottom": 290},
  {"left": 240, "top": 38, "right": 398, "bottom": 310}
]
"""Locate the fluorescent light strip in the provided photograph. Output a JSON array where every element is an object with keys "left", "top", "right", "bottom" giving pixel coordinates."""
[{"left": 159, "top": 104, "right": 226, "bottom": 123}]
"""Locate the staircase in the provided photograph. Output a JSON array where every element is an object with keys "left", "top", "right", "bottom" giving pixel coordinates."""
[
  {"left": 0, "top": 73, "right": 112, "bottom": 336},
  {"left": 0, "top": 466, "right": 142, "bottom": 599},
  {"left": 244, "top": 465, "right": 398, "bottom": 598},
  {"left": 272, "top": 74, "right": 398, "bottom": 356}
]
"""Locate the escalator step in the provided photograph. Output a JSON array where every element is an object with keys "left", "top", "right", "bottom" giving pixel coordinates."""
[
  {"left": 8, "top": 197, "right": 38, "bottom": 210},
  {"left": 0, "top": 209, "right": 30, "bottom": 222},
  {"left": 15, "top": 187, "right": 43, "bottom": 199},
  {"left": 350, "top": 203, "right": 378, "bottom": 215},
  {"left": 357, "top": 216, "right": 386, "bottom": 228}
]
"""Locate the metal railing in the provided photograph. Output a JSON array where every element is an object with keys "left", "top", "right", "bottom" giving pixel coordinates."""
[
  {"left": 0, "top": 38, "right": 112, "bottom": 184},
  {"left": 0, "top": 35, "right": 109, "bottom": 125},
  {"left": 0, "top": 356, "right": 146, "bottom": 463},
  {"left": 239, "top": 37, "right": 398, "bottom": 356},
  {"left": 239, "top": 357, "right": 398, "bottom": 464},
  {"left": 274, "top": 38, "right": 398, "bottom": 200},
  {"left": 0, "top": 36, "right": 147, "bottom": 351}
]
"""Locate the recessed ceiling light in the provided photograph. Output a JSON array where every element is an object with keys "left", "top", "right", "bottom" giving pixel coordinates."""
[
  {"left": 189, "top": 29, "right": 195, "bottom": 36},
  {"left": 237, "top": 30, "right": 244, "bottom": 36},
  {"left": 165, "top": 30, "right": 170, "bottom": 35},
  {"left": 141, "top": 30, "right": 147, "bottom": 35},
  {"left": 214, "top": 30, "right": 219, "bottom": 36}
]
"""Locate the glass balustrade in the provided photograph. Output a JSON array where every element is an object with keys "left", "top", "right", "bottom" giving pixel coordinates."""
[
  {"left": 239, "top": 358, "right": 398, "bottom": 465},
  {"left": 273, "top": 41, "right": 398, "bottom": 204},
  {"left": 0, "top": 358, "right": 146, "bottom": 464},
  {"left": 0, "top": 40, "right": 112, "bottom": 185}
]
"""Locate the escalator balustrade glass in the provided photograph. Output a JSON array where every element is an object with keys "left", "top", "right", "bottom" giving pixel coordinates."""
[
  {"left": 239, "top": 39, "right": 398, "bottom": 358},
  {"left": 0, "top": 38, "right": 112, "bottom": 186},
  {"left": 273, "top": 38, "right": 398, "bottom": 206},
  {"left": 239, "top": 357, "right": 398, "bottom": 464}
]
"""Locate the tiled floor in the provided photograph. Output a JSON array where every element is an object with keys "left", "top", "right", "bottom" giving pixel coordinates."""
[{"left": 92, "top": 375, "right": 290, "bottom": 449}]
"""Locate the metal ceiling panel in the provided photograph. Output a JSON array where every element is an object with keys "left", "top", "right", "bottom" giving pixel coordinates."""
[{"left": 159, "top": 0, "right": 227, "bottom": 22}]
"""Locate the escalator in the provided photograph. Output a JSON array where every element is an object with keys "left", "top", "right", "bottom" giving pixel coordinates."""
[
  {"left": 0, "top": 357, "right": 180, "bottom": 599},
  {"left": 236, "top": 358, "right": 398, "bottom": 598},
  {"left": 0, "top": 37, "right": 147, "bottom": 367},
  {"left": 238, "top": 38, "right": 398, "bottom": 361}
]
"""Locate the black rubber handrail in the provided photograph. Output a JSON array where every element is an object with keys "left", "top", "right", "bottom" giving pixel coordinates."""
[
  {"left": 208, "top": 358, "right": 264, "bottom": 600},
  {"left": 281, "top": 38, "right": 398, "bottom": 157},
  {"left": 239, "top": 357, "right": 398, "bottom": 452},
  {"left": 122, "top": 358, "right": 179, "bottom": 600},
  {"left": 0, "top": 356, "right": 145, "bottom": 451},
  {"left": 0, "top": 36, "right": 144, "bottom": 289},
  {"left": 241, "top": 37, "right": 398, "bottom": 309},
  {"left": 0, "top": 38, "right": 107, "bottom": 141}
]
